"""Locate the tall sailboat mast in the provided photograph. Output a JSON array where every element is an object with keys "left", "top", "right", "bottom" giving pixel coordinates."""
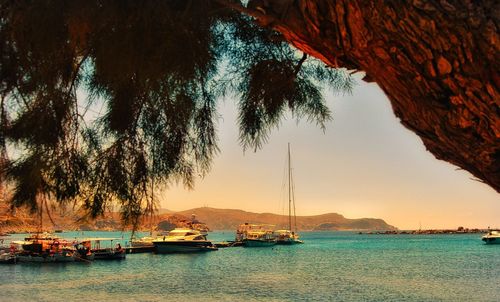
[
  {"left": 288, "top": 143, "right": 292, "bottom": 232},
  {"left": 292, "top": 171, "right": 297, "bottom": 233},
  {"left": 277, "top": 143, "right": 303, "bottom": 244}
]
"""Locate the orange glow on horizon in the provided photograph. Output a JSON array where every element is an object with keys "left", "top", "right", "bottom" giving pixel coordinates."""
[{"left": 162, "top": 81, "right": 499, "bottom": 230}]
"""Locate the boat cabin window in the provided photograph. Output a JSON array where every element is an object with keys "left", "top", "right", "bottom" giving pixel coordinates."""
[
  {"left": 168, "top": 231, "right": 197, "bottom": 237},
  {"left": 168, "top": 232, "right": 184, "bottom": 237}
]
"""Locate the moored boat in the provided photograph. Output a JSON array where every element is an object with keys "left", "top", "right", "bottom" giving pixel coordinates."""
[
  {"left": 482, "top": 231, "right": 500, "bottom": 244},
  {"left": 236, "top": 223, "right": 277, "bottom": 247},
  {"left": 73, "top": 240, "right": 95, "bottom": 262},
  {"left": 16, "top": 250, "right": 76, "bottom": 263},
  {"left": 275, "top": 230, "right": 303, "bottom": 245},
  {"left": 276, "top": 143, "right": 303, "bottom": 245},
  {"left": 81, "top": 238, "right": 126, "bottom": 260},
  {"left": 152, "top": 228, "right": 217, "bottom": 253},
  {"left": 128, "top": 201, "right": 159, "bottom": 253},
  {"left": 242, "top": 231, "right": 277, "bottom": 247},
  {"left": 14, "top": 234, "right": 77, "bottom": 263},
  {"left": 93, "top": 247, "right": 126, "bottom": 260},
  {"left": 129, "top": 235, "right": 158, "bottom": 253}
]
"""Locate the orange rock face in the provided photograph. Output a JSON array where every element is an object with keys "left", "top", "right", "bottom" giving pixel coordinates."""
[{"left": 248, "top": 0, "right": 500, "bottom": 192}]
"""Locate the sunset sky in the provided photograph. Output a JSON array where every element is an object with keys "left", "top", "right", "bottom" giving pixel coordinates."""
[{"left": 163, "top": 78, "right": 499, "bottom": 230}]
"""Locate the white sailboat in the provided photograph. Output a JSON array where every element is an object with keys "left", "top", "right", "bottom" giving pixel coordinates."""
[{"left": 276, "top": 143, "right": 303, "bottom": 245}]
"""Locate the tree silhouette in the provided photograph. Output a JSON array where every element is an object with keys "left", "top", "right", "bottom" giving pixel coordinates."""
[{"left": 0, "top": 1, "right": 353, "bottom": 227}]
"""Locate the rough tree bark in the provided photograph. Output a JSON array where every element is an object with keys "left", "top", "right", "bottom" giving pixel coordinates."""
[{"left": 244, "top": 0, "right": 500, "bottom": 192}]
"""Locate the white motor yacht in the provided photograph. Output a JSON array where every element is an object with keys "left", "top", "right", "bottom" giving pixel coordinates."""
[
  {"left": 482, "top": 231, "right": 500, "bottom": 244},
  {"left": 152, "top": 228, "right": 217, "bottom": 253}
]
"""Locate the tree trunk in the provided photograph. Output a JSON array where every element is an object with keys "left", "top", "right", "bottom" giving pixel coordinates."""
[{"left": 247, "top": 0, "right": 500, "bottom": 192}]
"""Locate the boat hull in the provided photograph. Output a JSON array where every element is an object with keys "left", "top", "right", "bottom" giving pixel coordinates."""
[
  {"left": 153, "top": 241, "right": 217, "bottom": 253},
  {"left": 482, "top": 237, "right": 500, "bottom": 244},
  {"left": 126, "top": 246, "right": 156, "bottom": 254},
  {"left": 17, "top": 253, "right": 75, "bottom": 263},
  {"left": 129, "top": 240, "right": 156, "bottom": 253},
  {"left": 243, "top": 239, "right": 276, "bottom": 247},
  {"left": 131, "top": 241, "right": 155, "bottom": 248},
  {"left": 276, "top": 239, "right": 304, "bottom": 245},
  {"left": 93, "top": 249, "right": 126, "bottom": 260}
]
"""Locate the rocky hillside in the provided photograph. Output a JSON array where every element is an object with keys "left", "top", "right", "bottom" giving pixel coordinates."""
[
  {"left": 0, "top": 201, "right": 124, "bottom": 233},
  {"left": 0, "top": 198, "right": 396, "bottom": 233},
  {"left": 247, "top": 1, "right": 500, "bottom": 192},
  {"left": 0, "top": 198, "right": 205, "bottom": 233},
  {"left": 177, "top": 207, "right": 396, "bottom": 231}
]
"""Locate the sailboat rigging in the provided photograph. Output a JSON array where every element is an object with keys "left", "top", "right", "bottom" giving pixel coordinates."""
[{"left": 276, "top": 143, "right": 303, "bottom": 245}]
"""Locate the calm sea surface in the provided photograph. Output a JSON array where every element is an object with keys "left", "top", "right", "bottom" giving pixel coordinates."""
[{"left": 1, "top": 231, "right": 499, "bottom": 301}]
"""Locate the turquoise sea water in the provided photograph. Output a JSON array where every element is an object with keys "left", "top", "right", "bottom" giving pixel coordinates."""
[{"left": 1, "top": 231, "right": 499, "bottom": 301}]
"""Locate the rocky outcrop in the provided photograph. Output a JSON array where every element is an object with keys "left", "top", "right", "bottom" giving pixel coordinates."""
[
  {"left": 313, "top": 219, "right": 396, "bottom": 231},
  {"left": 0, "top": 198, "right": 205, "bottom": 233},
  {"left": 246, "top": 0, "right": 500, "bottom": 192},
  {"left": 178, "top": 207, "right": 397, "bottom": 231}
]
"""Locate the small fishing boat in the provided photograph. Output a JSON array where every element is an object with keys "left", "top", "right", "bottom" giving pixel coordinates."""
[
  {"left": 15, "top": 234, "right": 77, "bottom": 263},
  {"left": 482, "top": 231, "right": 500, "bottom": 244},
  {"left": 17, "top": 250, "right": 76, "bottom": 263},
  {"left": 93, "top": 247, "right": 125, "bottom": 260},
  {"left": 152, "top": 228, "right": 217, "bottom": 253},
  {"left": 80, "top": 238, "right": 126, "bottom": 260}
]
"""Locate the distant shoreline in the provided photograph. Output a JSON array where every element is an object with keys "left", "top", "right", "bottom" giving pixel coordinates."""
[
  {"left": 1, "top": 228, "right": 494, "bottom": 236},
  {"left": 359, "top": 228, "right": 495, "bottom": 235}
]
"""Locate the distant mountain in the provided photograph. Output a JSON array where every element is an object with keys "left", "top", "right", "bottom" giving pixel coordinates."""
[
  {"left": 0, "top": 199, "right": 396, "bottom": 233},
  {"left": 177, "top": 207, "right": 397, "bottom": 231},
  {"left": 0, "top": 200, "right": 125, "bottom": 233}
]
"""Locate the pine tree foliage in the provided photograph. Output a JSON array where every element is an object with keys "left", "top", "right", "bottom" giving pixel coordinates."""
[{"left": 0, "top": 0, "right": 354, "bottom": 228}]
